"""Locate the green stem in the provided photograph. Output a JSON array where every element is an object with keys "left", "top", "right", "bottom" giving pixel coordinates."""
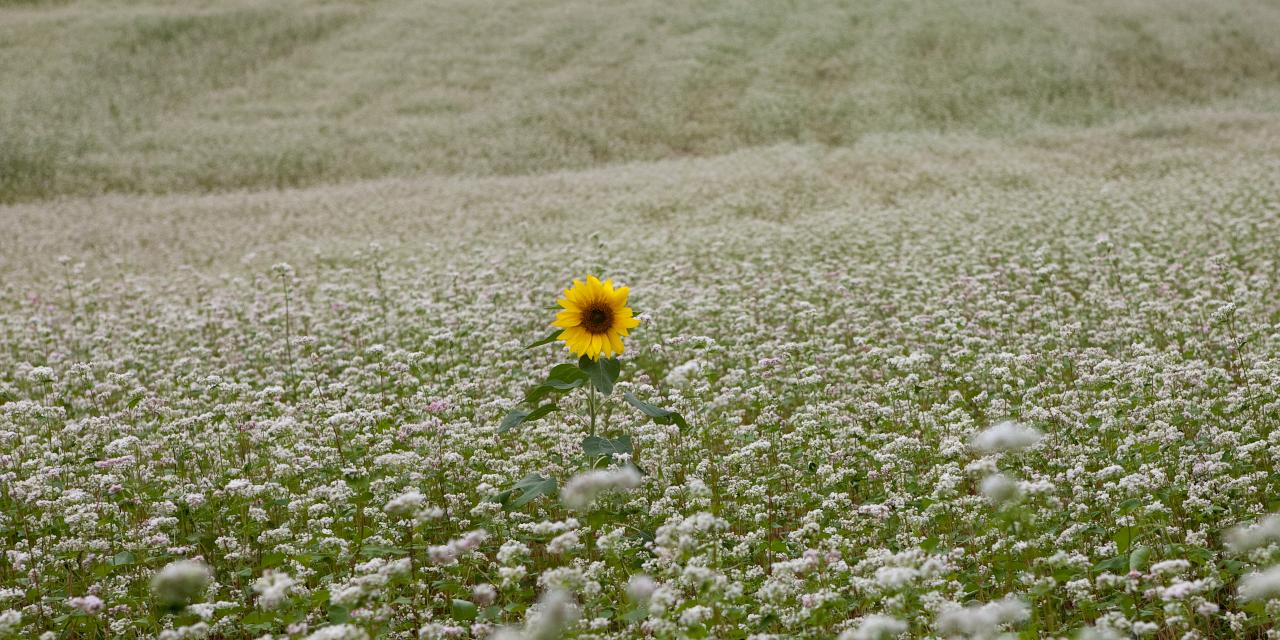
[{"left": 589, "top": 385, "right": 597, "bottom": 437}]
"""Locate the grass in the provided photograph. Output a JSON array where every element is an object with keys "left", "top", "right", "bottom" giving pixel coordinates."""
[{"left": 3, "top": 0, "right": 1280, "bottom": 201}]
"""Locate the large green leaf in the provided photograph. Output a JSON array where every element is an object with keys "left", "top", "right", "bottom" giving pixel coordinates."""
[
  {"left": 498, "top": 403, "right": 557, "bottom": 434},
  {"left": 452, "top": 599, "right": 478, "bottom": 621},
  {"left": 109, "top": 551, "right": 136, "bottom": 566},
  {"left": 491, "top": 473, "right": 559, "bottom": 509},
  {"left": 499, "top": 408, "right": 530, "bottom": 434},
  {"left": 1128, "top": 546, "right": 1151, "bottom": 572},
  {"left": 1092, "top": 554, "right": 1128, "bottom": 574},
  {"left": 525, "top": 364, "right": 589, "bottom": 404},
  {"left": 582, "top": 435, "right": 632, "bottom": 461},
  {"left": 524, "top": 329, "right": 563, "bottom": 349},
  {"left": 579, "top": 356, "right": 621, "bottom": 394},
  {"left": 622, "top": 392, "right": 689, "bottom": 430}
]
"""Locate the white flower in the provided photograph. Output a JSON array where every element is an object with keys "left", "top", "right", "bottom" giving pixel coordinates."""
[
  {"left": 152, "top": 559, "right": 213, "bottom": 607},
  {"left": 304, "top": 624, "right": 370, "bottom": 640},
  {"left": 560, "top": 467, "right": 643, "bottom": 511},
  {"left": 1076, "top": 626, "right": 1125, "bottom": 640},
  {"left": 839, "top": 614, "right": 908, "bottom": 640},
  {"left": 428, "top": 530, "right": 488, "bottom": 565},
  {"left": 546, "top": 531, "right": 582, "bottom": 555},
  {"left": 253, "top": 570, "right": 298, "bottom": 610},
  {"left": 874, "top": 566, "right": 918, "bottom": 590},
  {"left": 0, "top": 610, "right": 20, "bottom": 634},
  {"left": 384, "top": 490, "right": 426, "bottom": 518},
  {"left": 980, "top": 473, "right": 1021, "bottom": 505},
  {"left": 497, "top": 540, "right": 529, "bottom": 565},
  {"left": 157, "top": 622, "right": 211, "bottom": 639},
  {"left": 666, "top": 360, "right": 704, "bottom": 385},
  {"left": 971, "top": 421, "right": 1042, "bottom": 453},
  {"left": 1131, "top": 621, "right": 1159, "bottom": 635},
  {"left": 1226, "top": 514, "right": 1280, "bottom": 552},
  {"left": 525, "top": 589, "right": 578, "bottom": 640},
  {"left": 472, "top": 583, "right": 497, "bottom": 607},
  {"left": 678, "top": 605, "right": 712, "bottom": 626},
  {"left": 935, "top": 597, "right": 1029, "bottom": 638},
  {"left": 626, "top": 575, "right": 657, "bottom": 602},
  {"left": 1239, "top": 565, "right": 1280, "bottom": 602},
  {"left": 67, "top": 595, "right": 104, "bottom": 615}
]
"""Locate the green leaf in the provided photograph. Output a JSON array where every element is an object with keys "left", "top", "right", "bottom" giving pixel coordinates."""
[
  {"left": 452, "top": 599, "right": 478, "bottom": 621},
  {"left": 623, "top": 392, "right": 689, "bottom": 430},
  {"left": 1093, "top": 554, "right": 1128, "bottom": 574},
  {"left": 109, "top": 551, "right": 136, "bottom": 566},
  {"left": 240, "top": 610, "right": 273, "bottom": 625},
  {"left": 524, "top": 329, "right": 563, "bottom": 349},
  {"left": 491, "top": 473, "right": 559, "bottom": 509},
  {"left": 526, "top": 403, "right": 557, "bottom": 422},
  {"left": 499, "top": 408, "right": 530, "bottom": 434},
  {"left": 1129, "top": 546, "right": 1151, "bottom": 572},
  {"left": 525, "top": 364, "right": 589, "bottom": 404},
  {"left": 1112, "top": 527, "right": 1134, "bottom": 554},
  {"left": 582, "top": 435, "right": 632, "bottom": 461},
  {"left": 579, "top": 356, "right": 621, "bottom": 394},
  {"left": 1117, "top": 498, "right": 1142, "bottom": 516},
  {"left": 359, "top": 544, "right": 407, "bottom": 557},
  {"left": 499, "top": 403, "right": 557, "bottom": 434}
]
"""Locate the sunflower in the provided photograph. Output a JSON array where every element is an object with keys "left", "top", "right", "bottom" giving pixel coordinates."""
[{"left": 553, "top": 276, "right": 641, "bottom": 360}]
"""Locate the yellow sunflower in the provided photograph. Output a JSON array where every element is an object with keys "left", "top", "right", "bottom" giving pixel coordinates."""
[{"left": 553, "top": 276, "right": 641, "bottom": 360}]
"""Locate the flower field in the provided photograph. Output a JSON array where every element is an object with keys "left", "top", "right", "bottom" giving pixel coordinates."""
[
  {"left": 4, "top": 1, "right": 1280, "bottom": 639},
  {"left": 3, "top": 118, "right": 1280, "bottom": 638}
]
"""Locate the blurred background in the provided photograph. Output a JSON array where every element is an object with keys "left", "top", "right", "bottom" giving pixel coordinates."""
[{"left": 4, "top": 0, "right": 1280, "bottom": 204}]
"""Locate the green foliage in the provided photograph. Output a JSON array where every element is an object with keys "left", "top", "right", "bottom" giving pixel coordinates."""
[
  {"left": 524, "top": 329, "right": 564, "bottom": 349},
  {"left": 622, "top": 392, "right": 689, "bottom": 430},
  {"left": 526, "top": 364, "right": 589, "bottom": 404},
  {"left": 451, "top": 598, "right": 477, "bottom": 621},
  {"left": 578, "top": 355, "right": 621, "bottom": 395},
  {"left": 491, "top": 473, "right": 559, "bottom": 509},
  {"left": 498, "top": 403, "right": 557, "bottom": 434},
  {"left": 582, "top": 435, "right": 632, "bottom": 465}
]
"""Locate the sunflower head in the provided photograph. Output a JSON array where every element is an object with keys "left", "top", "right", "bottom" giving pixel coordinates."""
[{"left": 553, "top": 276, "right": 640, "bottom": 360}]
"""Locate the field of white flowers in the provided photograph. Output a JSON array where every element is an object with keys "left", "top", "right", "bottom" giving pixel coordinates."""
[
  {"left": 3, "top": 111, "right": 1280, "bottom": 639},
  {"left": 5, "top": 1, "right": 1280, "bottom": 639}
]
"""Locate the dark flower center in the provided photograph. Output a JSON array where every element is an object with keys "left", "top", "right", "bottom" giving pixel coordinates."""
[{"left": 581, "top": 303, "right": 614, "bottom": 334}]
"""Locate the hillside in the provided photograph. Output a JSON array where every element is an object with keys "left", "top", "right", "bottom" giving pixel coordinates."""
[{"left": 3, "top": 0, "right": 1280, "bottom": 202}]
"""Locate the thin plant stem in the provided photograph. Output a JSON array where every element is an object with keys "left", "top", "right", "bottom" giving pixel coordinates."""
[
  {"left": 280, "top": 274, "right": 295, "bottom": 389},
  {"left": 589, "top": 384, "right": 597, "bottom": 438}
]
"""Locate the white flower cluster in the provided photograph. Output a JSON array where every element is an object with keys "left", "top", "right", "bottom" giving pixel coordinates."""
[
  {"left": 151, "top": 560, "right": 213, "bottom": 608},
  {"left": 329, "top": 558, "right": 411, "bottom": 608},
  {"left": 970, "top": 421, "right": 1042, "bottom": 453},
  {"left": 428, "top": 530, "right": 489, "bottom": 566},
  {"left": 560, "top": 466, "right": 643, "bottom": 511},
  {"left": 252, "top": 570, "right": 298, "bottom": 610},
  {"left": 3, "top": 120, "right": 1280, "bottom": 638},
  {"left": 935, "top": 597, "right": 1029, "bottom": 639}
]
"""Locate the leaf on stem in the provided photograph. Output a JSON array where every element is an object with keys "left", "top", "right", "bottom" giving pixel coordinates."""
[
  {"left": 524, "top": 329, "right": 563, "bottom": 349},
  {"left": 578, "top": 355, "right": 621, "bottom": 394},
  {"left": 582, "top": 435, "right": 632, "bottom": 462},
  {"left": 622, "top": 392, "right": 689, "bottom": 430},
  {"left": 490, "top": 473, "right": 559, "bottom": 509},
  {"left": 498, "top": 403, "right": 557, "bottom": 434}
]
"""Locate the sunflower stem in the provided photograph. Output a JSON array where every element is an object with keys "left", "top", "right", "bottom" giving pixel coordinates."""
[{"left": 589, "top": 384, "right": 598, "bottom": 438}]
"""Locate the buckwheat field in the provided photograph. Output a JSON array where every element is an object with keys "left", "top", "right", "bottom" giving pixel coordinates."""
[{"left": 4, "top": 1, "right": 1280, "bottom": 639}]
